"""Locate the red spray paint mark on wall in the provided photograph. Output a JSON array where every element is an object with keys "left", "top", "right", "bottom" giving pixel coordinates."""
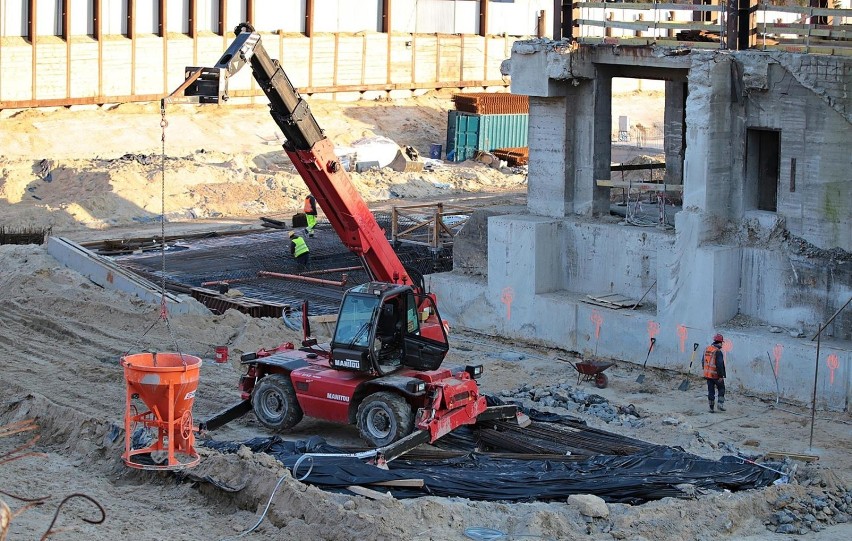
[
  {"left": 591, "top": 310, "right": 603, "bottom": 340},
  {"left": 647, "top": 321, "right": 660, "bottom": 341},
  {"left": 826, "top": 354, "right": 839, "bottom": 385},
  {"left": 677, "top": 324, "right": 688, "bottom": 353},
  {"left": 773, "top": 344, "right": 783, "bottom": 377},
  {"left": 500, "top": 287, "right": 514, "bottom": 321}
]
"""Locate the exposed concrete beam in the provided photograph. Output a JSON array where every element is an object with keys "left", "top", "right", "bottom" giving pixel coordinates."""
[{"left": 46, "top": 237, "right": 205, "bottom": 316}]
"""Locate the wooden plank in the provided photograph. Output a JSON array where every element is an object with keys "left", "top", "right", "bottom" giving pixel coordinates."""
[
  {"left": 577, "top": 1, "right": 722, "bottom": 11},
  {"left": 346, "top": 485, "right": 394, "bottom": 500},
  {"left": 597, "top": 180, "right": 683, "bottom": 192},
  {"left": 578, "top": 36, "right": 720, "bottom": 48},
  {"left": 764, "top": 451, "right": 819, "bottom": 463},
  {"left": 369, "top": 479, "right": 424, "bottom": 488},
  {"left": 586, "top": 293, "right": 641, "bottom": 309},
  {"left": 765, "top": 24, "right": 852, "bottom": 39},
  {"left": 576, "top": 18, "right": 725, "bottom": 32}
]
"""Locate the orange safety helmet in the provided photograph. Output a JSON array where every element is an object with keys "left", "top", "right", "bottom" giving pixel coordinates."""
[{"left": 713, "top": 333, "right": 724, "bottom": 343}]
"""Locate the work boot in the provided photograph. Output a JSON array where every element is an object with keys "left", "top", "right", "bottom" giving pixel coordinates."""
[
  {"left": 709, "top": 401, "right": 715, "bottom": 413},
  {"left": 718, "top": 401, "right": 726, "bottom": 412}
]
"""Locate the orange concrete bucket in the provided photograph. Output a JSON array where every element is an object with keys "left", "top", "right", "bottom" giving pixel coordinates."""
[{"left": 121, "top": 352, "right": 202, "bottom": 470}]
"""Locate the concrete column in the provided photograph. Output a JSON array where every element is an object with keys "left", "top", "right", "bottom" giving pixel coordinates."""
[
  {"left": 569, "top": 77, "right": 610, "bottom": 216},
  {"left": 527, "top": 96, "right": 573, "bottom": 217},
  {"left": 591, "top": 75, "right": 613, "bottom": 216},
  {"left": 657, "top": 211, "right": 741, "bottom": 330},
  {"left": 487, "top": 215, "right": 563, "bottom": 299},
  {"left": 664, "top": 80, "right": 685, "bottom": 186},
  {"left": 682, "top": 54, "right": 735, "bottom": 219}
]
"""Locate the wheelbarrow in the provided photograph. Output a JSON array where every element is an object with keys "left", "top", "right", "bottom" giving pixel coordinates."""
[{"left": 573, "top": 360, "right": 616, "bottom": 389}]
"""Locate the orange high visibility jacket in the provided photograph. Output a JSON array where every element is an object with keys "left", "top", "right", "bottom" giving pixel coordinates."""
[
  {"left": 304, "top": 195, "right": 317, "bottom": 215},
  {"left": 703, "top": 345, "right": 720, "bottom": 379}
]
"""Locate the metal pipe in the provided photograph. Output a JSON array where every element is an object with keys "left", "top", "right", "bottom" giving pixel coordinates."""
[
  {"left": 300, "top": 266, "right": 362, "bottom": 276},
  {"left": 258, "top": 271, "right": 348, "bottom": 287},
  {"left": 200, "top": 278, "right": 247, "bottom": 286},
  {"left": 810, "top": 295, "right": 852, "bottom": 340},
  {"left": 809, "top": 322, "right": 822, "bottom": 450}
]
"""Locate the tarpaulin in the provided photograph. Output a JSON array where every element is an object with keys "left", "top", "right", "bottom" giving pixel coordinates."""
[{"left": 202, "top": 435, "right": 780, "bottom": 504}]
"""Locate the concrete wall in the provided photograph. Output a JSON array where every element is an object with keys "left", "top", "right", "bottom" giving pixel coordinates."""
[
  {"left": 434, "top": 41, "right": 852, "bottom": 409},
  {"left": 739, "top": 59, "right": 852, "bottom": 252}
]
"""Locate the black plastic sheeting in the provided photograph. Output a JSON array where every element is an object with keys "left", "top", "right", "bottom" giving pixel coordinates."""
[{"left": 202, "top": 436, "right": 780, "bottom": 504}]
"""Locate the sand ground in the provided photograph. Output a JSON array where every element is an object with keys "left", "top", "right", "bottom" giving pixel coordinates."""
[{"left": 1, "top": 91, "right": 849, "bottom": 540}]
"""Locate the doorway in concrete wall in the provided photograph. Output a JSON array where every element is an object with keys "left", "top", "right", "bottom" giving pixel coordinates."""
[
  {"left": 610, "top": 78, "right": 665, "bottom": 163},
  {"left": 609, "top": 78, "right": 675, "bottom": 227},
  {"left": 746, "top": 128, "right": 780, "bottom": 212}
]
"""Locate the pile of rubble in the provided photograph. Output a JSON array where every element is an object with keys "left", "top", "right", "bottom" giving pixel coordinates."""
[
  {"left": 498, "top": 381, "right": 644, "bottom": 427},
  {"left": 768, "top": 487, "right": 851, "bottom": 534}
]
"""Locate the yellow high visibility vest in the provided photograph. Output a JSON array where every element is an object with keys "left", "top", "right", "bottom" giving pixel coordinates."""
[{"left": 292, "top": 236, "right": 309, "bottom": 257}]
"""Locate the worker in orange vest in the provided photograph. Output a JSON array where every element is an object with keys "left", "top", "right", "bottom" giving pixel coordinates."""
[
  {"left": 303, "top": 194, "right": 317, "bottom": 237},
  {"left": 702, "top": 333, "right": 727, "bottom": 413}
]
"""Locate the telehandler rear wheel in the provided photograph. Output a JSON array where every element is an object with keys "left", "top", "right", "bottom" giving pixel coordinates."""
[
  {"left": 356, "top": 392, "right": 413, "bottom": 447},
  {"left": 252, "top": 374, "right": 303, "bottom": 430}
]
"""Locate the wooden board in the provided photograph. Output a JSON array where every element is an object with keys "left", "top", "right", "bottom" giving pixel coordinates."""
[
  {"left": 584, "top": 292, "right": 641, "bottom": 309},
  {"left": 597, "top": 180, "right": 684, "bottom": 193}
]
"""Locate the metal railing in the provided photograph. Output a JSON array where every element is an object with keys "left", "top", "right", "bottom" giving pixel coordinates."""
[{"left": 570, "top": 2, "right": 852, "bottom": 55}]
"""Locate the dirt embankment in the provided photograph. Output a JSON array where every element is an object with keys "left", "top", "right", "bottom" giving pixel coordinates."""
[
  {"left": 1, "top": 244, "right": 851, "bottom": 540},
  {"left": 0, "top": 92, "right": 527, "bottom": 234}
]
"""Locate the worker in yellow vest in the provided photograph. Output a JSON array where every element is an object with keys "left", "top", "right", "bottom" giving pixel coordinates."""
[
  {"left": 289, "top": 231, "right": 310, "bottom": 269},
  {"left": 304, "top": 194, "right": 317, "bottom": 237},
  {"left": 702, "top": 333, "right": 727, "bottom": 413}
]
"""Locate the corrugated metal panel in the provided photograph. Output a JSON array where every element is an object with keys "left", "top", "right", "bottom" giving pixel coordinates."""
[
  {"left": 446, "top": 111, "right": 528, "bottom": 162},
  {"left": 453, "top": 92, "right": 529, "bottom": 114},
  {"left": 480, "top": 113, "right": 528, "bottom": 151}
]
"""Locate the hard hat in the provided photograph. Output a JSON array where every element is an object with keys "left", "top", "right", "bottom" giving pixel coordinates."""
[
  {"left": 288, "top": 231, "right": 296, "bottom": 238},
  {"left": 713, "top": 333, "right": 724, "bottom": 343}
]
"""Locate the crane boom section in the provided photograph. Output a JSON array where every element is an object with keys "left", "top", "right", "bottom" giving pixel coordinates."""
[{"left": 210, "top": 25, "right": 411, "bottom": 286}]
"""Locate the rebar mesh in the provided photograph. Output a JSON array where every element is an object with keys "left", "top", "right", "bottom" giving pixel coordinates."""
[{"left": 116, "top": 220, "right": 453, "bottom": 316}]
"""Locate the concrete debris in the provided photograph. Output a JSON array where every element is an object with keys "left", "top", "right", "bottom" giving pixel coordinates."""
[
  {"left": 568, "top": 494, "right": 610, "bottom": 518},
  {"left": 505, "top": 382, "right": 644, "bottom": 427},
  {"left": 767, "top": 487, "right": 852, "bottom": 535}
]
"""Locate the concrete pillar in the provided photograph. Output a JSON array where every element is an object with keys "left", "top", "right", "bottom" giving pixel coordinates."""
[
  {"left": 527, "top": 96, "right": 573, "bottom": 217},
  {"left": 664, "top": 80, "right": 685, "bottom": 185},
  {"left": 527, "top": 77, "right": 609, "bottom": 218},
  {"left": 571, "top": 77, "right": 611, "bottom": 216},
  {"left": 657, "top": 211, "right": 741, "bottom": 330},
  {"left": 682, "top": 54, "right": 736, "bottom": 219}
]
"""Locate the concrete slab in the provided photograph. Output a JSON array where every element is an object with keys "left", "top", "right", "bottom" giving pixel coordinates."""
[{"left": 46, "top": 237, "right": 207, "bottom": 315}]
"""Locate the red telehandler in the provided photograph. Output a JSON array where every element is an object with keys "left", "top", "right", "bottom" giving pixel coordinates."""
[{"left": 167, "top": 24, "right": 522, "bottom": 458}]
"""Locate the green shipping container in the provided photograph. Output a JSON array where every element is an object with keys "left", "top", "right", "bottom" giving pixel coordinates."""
[{"left": 445, "top": 111, "right": 528, "bottom": 162}]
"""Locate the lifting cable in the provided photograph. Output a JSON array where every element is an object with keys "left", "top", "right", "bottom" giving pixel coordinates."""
[{"left": 123, "top": 101, "right": 183, "bottom": 361}]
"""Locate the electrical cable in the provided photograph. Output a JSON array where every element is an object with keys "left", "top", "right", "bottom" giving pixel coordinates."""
[
  {"left": 463, "top": 527, "right": 554, "bottom": 541},
  {"left": 220, "top": 474, "right": 289, "bottom": 541}
]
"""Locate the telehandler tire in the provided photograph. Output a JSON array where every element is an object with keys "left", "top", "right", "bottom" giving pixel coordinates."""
[
  {"left": 356, "top": 392, "right": 413, "bottom": 447},
  {"left": 252, "top": 374, "right": 303, "bottom": 431}
]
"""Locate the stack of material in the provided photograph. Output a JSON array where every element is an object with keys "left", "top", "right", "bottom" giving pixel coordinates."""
[
  {"left": 452, "top": 93, "right": 529, "bottom": 115},
  {"left": 446, "top": 95, "right": 530, "bottom": 162},
  {"left": 0, "top": 226, "right": 49, "bottom": 245},
  {"left": 493, "top": 147, "right": 529, "bottom": 166}
]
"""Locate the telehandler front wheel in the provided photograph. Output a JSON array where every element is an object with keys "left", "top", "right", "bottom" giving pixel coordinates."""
[
  {"left": 356, "top": 392, "right": 413, "bottom": 447},
  {"left": 252, "top": 374, "right": 303, "bottom": 431}
]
